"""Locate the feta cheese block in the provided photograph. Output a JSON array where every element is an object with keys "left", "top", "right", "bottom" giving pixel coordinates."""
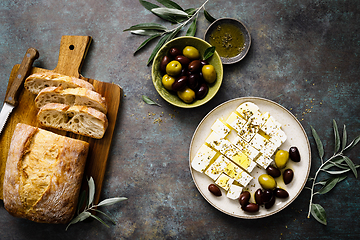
[
  {"left": 215, "top": 173, "right": 234, "bottom": 191},
  {"left": 256, "top": 154, "right": 273, "bottom": 169},
  {"left": 205, "top": 156, "right": 228, "bottom": 181},
  {"left": 226, "top": 112, "right": 247, "bottom": 132},
  {"left": 191, "top": 144, "right": 218, "bottom": 173},
  {"left": 236, "top": 102, "right": 261, "bottom": 120},
  {"left": 226, "top": 184, "right": 243, "bottom": 200},
  {"left": 211, "top": 119, "right": 231, "bottom": 138}
]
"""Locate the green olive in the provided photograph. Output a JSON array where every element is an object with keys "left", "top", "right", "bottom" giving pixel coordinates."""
[
  {"left": 202, "top": 64, "right": 216, "bottom": 83},
  {"left": 182, "top": 46, "right": 200, "bottom": 60},
  {"left": 177, "top": 87, "right": 195, "bottom": 103},
  {"left": 274, "top": 150, "right": 289, "bottom": 169},
  {"left": 166, "top": 60, "right": 182, "bottom": 76},
  {"left": 161, "top": 74, "right": 175, "bottom": 91},
  {"left": 258, "top": 174, "right": 277, "bottom": 190}
]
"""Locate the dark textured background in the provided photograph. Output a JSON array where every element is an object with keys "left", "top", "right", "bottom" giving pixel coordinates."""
[{"left": 0, "top": 0, "right": 359, "bottom": 239}]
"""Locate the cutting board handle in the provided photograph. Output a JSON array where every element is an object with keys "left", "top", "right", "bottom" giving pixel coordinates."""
[{"left": 53, "top": 35, "right": 92, "bottom": 78}]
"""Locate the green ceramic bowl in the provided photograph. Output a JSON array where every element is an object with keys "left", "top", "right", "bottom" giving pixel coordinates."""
[{"left": 152, "top": 36, "right": 223, "bottom": 108}]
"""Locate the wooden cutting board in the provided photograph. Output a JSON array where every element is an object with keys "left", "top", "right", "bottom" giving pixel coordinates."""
[{"left": 0, "top": 36, "right": 122, "bottom": 206}]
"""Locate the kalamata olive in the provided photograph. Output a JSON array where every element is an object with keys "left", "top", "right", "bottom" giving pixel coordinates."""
[
  {"left": 242, "top": 203, "right": 259, "bottom": 212},
  {"left": 175, "top": 55, "right": 191, "bottom": 67},
  {"left": 169, "top": 47, "right": 182, "bottom": 57},
  {"left": 180, "top": 68, "right": 190, "bottom": 76},
  {"left": 200, "top": 60, "right": 209, "bottom": 66},
  {"left": 188, "top": 60, "right": 202, "bottom": 73},
  {"left": 208, "top": 184, "right": 221, "bottom": 196},
  {"left": 160, "top": 55, "right": 171, "bottom": 73},
  {"left": 283, "top": 169, "right": 294, "bottom": 184},
  {"left": 274, "top": 150, "right": 289, "bottom": 169},
  {"left": 289, "top": 146, "right": 301, "bottom": 162},
  {"left": 274, "top": 188, "right": 289, "bottom": 198},
  {"left": 266, "top": 165, "right": 281, "bottom": 178},
  {"left": 239, "top": 191, "right": 250, "bottom": 207},
  {"left": 171, "top": 76, "right": 188, "bottom": 91},
  {"left": 254, "top": 188, "right": 263, "bottom": 205},
  {"left": 188, "top": 74, "right": 200, "bottom": 90},
  {"left": 265, "top": 195, "right": 275, "bottom": 209},
  {"left": 195, "top": 83, "right": 208, "bottom": 99},
  {"left": 261, "top": 189, "right": 273, "bottom": 203},
  {"left": 258, "top": 174, "right": 277, "bottom": 190}
]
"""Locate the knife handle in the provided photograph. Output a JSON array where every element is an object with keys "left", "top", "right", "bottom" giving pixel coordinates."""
[{"left": 5, "top": 48, "right": 39, "bottom": 106}]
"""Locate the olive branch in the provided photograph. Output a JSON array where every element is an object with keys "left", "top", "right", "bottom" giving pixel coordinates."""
[
  {"left": 123, "top": 0, "right": 216, "bottom": 65},
  {"left": 66, "top": 177, "right": 127, "bottom": 231},
  {"left": 306, "top": 119, "right": 360, "bottom": 225}
]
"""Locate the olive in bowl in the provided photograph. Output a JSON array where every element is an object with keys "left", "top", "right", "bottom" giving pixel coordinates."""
[{"left": 152, "top": 36, "right": 223, "bottom": 108}]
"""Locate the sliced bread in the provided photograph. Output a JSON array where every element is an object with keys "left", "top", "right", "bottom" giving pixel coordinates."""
[
  {"left": 25, "top": 72, "right": 95, "bottom": 94},
  {"left": 37, "top": 103, "right": 108, "bottom": 139},
  {"left": 35, "top": 87, "right": 107, "bottom": 114}
]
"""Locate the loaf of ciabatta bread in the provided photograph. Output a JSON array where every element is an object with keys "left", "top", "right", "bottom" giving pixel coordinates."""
[
  {"left": 24, "top": 72, "right": 95, "bottom": 94},
  {"left": 37, "top": 103, "right": 108, "bottom": 139},
  {"left": 3, "top": 123, "right": 89, "bottom": 224},
  {"left": 35, "top": 86, "right": 107, "bottom": 114}
]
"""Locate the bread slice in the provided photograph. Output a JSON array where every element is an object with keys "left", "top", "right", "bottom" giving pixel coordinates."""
[
  {"left": 25, "top": 72, "right": 95, "bottom": 94},
  {"left": 3, "top": 123, "right": 89, "bottom": 224},
  {"left": 35, "top": 86, "right": 107, "bottom": 114},
  {"left": 37, "top": 103, "right": 108, "bottom": 139}
]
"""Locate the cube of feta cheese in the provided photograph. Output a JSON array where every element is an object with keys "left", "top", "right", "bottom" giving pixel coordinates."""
[
  {"left": 223, "top": 157, "right": 243, "bottom": 180},
  {"left": 191, "top": 144, "right": 218, "bottom": 173},
  {"left": 235, "top": 170, "right": 253, "bottom": 187},
  {"left": 226, "top": 184, "right": 243, "bottom": 200},
  {"left": 211, "top": 119, "right": 231, "bottom": 138},
  {"left": 226, "top": 112, "right": 247, "bottom": 133},
  {"left": 231, "top": 136, "right": 260, "bottom": 161},
  {"left": 230, "top": 151, "right": 257, "bottom": 173},
  {"left": 251, "top": 111, "right": 270, "bottom": 127},
  {"left": 204, "top": 155, "right": 228, "bottom": 180},
  {"left": 249, "top": 133, "right": 269, "bottom": 151},
  {"left": 236, "top": 102, "right": 261, "bottom": 120},
  {"left": 275, "top": 129, "right": 287, "bottom": 143},
  {"left": 205, "top": 132, "right": 234, "bottom": 154},
  {"left": 256, "top": 154, "right": 273, "bottom": 169},
  {"left": 238, "top": 118, "right": 260, "bottom": 142},
  {"left": 261, "top": 140, "right": 278, "bottom": 158},
  {"left": 215, "top": 173, "right": 234, "bottom": 191},
  {"left": 260, "top": 116, "right": 279, "bottom": 136}
]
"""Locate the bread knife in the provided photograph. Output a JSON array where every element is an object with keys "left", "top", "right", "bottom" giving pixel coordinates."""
[{"left": 0, "top": 48, "right": 39, "bottom": 135}]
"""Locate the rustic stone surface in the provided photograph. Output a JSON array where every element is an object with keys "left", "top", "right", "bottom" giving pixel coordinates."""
[{"left": 0, "top": 0, "right": 359, "bottom": 239}]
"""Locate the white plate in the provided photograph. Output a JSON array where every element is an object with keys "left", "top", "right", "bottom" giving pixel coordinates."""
[{"left": 189, "top": 97, "right": 311, "bottom": 219}]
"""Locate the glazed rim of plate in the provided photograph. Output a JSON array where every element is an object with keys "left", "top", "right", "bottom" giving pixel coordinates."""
[{"left": 188, "top": 97, "right": 311, "bottom": 219}]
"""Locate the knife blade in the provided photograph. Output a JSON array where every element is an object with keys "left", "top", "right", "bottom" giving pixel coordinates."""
[{"left": 0, "top": 48, "right": 39, "bottom": 135}]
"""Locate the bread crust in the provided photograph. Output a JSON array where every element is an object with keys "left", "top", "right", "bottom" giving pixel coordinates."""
[
  {"left": 3, "top": 123, "right": 89, "bottom": 224},
  {"left": 24, "top": 72, "right": 95, "bottom": 94},
  {"left": 35, "top": 87, "right": 108, "bottom": 114}
]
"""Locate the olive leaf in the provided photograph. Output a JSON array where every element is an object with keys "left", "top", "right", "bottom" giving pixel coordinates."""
[
  {"left": 317, "top": 175, "right": 347, "bottom": 186},
  {"left": 310, "top": 204, "right": 327, "bottom": 225},
  {"left": 203, "top": 46, "right": 216, "bottom": 60},
  {"left": 311, "top": 125, "right": 324, "bottom": 160},
  {"left": 151, "top": 8, "right": 188, "bottom": 18},
  {"left": 333, "top": 120, "right": 340, "bottom": 154},
  {"left": 123, "top": 23, "right": 167, "bottom": 32},
  {"left": 147, "top": 32, "right": 172, "bottom": 65},
  {"left": 139, "top": 0, "right": 160, "bottom": 11},
  {"left": 131, "top": 29, "right": 164, "bottom": 36},
  {"left": 204, "top": 9, "right": 216, "bottom": 23},
  {"left": 185, "top": 8, "right": 197, "bottom": 15},
  {"left": 66, "top": 177, "right": 127, "bottom": 231},
  {"left": 317, "top": 177, "right": 341, "bottom": 194},
  {"left": 342, "top": 124, "right": 347, "bottom": 150},
  {"left": 344, "top": 135, "right": 360, "bottom": 152},
  {"left": 186, "top": 17, "right": 197, "bottom": 36},
  {"left": 88, "top": 177, "right": 95, "bottom": 207},
  {"left": 142, "top": 95, "right": 161, "bottom": 106},
  {"left": 156, "top": 0, "right": 184, "bottom": 10},
  {"left": 343, "top": 156, "right": 358, "bottom": 178},
  {"left": 135, "top": 33, "right": 162, "bottom": 54}
]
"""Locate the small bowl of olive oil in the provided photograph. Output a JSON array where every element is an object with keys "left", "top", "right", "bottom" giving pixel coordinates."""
[{"left": 204, "top": 18, "right": 251, "bottom": 64}]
